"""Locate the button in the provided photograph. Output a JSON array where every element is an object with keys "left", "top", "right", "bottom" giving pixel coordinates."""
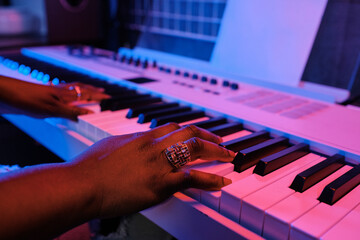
[
  {"left": 135, "top": 58, "right": 141, "bottom": 66},
  {"left": 23, "top": 66, "right": 31, "bottom": 75},
  {"left": 18, "top": 64, "right": 26, "bottom": 73},
  {"left": 201, "top": 76, "right": 208, "bottom": 82},
  {"left": 223, "top": 80, "right": 230, "bottom": 87},
  {"left": 210, "top": 78, "right": 217, "bottom": 85},
  {"left": 159, "top": 66, "right": 165, "bottom": 71},
  {"left": 36, "top": 72, "right": 44, "bottom": 81},
  {"left": 184, "top": 72, "right": 190, "bottom": 78},
  {"left": 175, "top": 70, "right": 181, "bottom": 75},
  {"left": 42, "top": 74, "right": 51, "bottom": 84},
  {"left": 120, "top": 55, "right": 127, "bottom": 62},
  {"left": 152, "top": 60, "right": 157, "bottom": 68},
  {"left": 166, "top": 68, "right": 172, "bottom": 74},
  {"left": 192, "top": 74, "right": 199, "bottom": 80},
  {"left": 127, "top": 56, "right": 133, "bottom": 64},
  {"left": 31, "top": 69, "right": 39, "bottom": 78},
  {"left": 52, "top": 78, "right": 60, "bottom": 85},
  {"left": 142, "top": 60, "right": 148, "bottom": 69},
  {"left": 10, "top": 61, "right": 19, "bottom": 70},
  {"left": 230, "top": 83, "right": 239, "bottom": 90}
]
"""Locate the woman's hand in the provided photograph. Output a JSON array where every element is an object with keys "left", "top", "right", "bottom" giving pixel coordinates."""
[
  {"left": 0, "top": 123, "right": 235, "bottom": 239},
  {"left": 72, "top": 123, "right": 235, "bottom": 218},
  {"left": 0, "top": 75, "right": 110, "bottom": 120}
]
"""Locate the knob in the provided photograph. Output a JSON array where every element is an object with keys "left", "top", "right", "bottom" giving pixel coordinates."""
[
  {"left": 223, "top": 80, "right": 230, "bottom": 87},
  {"left": 230, "top": 83, "right": 239, "bottom": 90},
  {"left": 210, "top": 78, "right": 217, "bottom": 85}
]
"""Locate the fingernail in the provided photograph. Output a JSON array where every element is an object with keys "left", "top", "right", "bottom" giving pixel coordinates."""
[
  {"left": 228, "top": 150, "right": 236, "bottom": 158},
  {"left": 80, "top": 109, "right": 93, "bottom": 115},
  {"left": 223, "top": 177, "right": 232, "bottom": 186},
  {"left": 217, "top": 136, "right": 223, "bottom": 143}
]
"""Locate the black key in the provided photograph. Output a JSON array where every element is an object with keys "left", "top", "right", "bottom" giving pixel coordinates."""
[
  {"left": 221, "top": 130, "right": 270, "bottom": 152},
  {"left": 138, "top": 106, "right": 191, "bottom": 123},
  {"left": 254, "top": 143, "right": 309, "bottom": 176},
  {"left": 192, "top": 117, "right": 228, "bottom": 129},
  {"left": 207, "top": 122, "right": 243, "bottom": 137},
  {"left": 100, "top": 94, "right": 151, "bottom": 111},
  {"left": 232, "top": 137, "right": 289, "bottom": 172},
  {"left": 126, "top": 102, "right": 179, "bottom": 118},
  {"left": 318, "top": 164, "right": 360, "bottom": 205},
  {"left": 290, "top": 154, "right": 345, "bottom": 192},
  {"left": 110, "top": 97, "right": 162, "bottom": 111},
  {"left": 150, "top": 110, "right": 205, "bottom": 128}
]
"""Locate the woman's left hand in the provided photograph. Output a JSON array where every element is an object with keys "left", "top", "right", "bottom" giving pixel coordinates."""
[{"left": 0, "top": 76, "right": 110, "bottom": 120}]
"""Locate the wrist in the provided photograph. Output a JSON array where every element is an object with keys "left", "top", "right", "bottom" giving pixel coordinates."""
[{"left": 65, "top": 162, "right": 102, "bottom": 220}]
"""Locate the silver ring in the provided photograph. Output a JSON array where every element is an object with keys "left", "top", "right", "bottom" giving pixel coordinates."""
[
  {"left": 164, "top": 142, "right": 191, "bottom": 169},
  {"left": 70, "top": 86, "right": 82, "bottom": 101}
]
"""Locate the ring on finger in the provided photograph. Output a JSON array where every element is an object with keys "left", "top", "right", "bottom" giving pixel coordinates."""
[
  {"left": 164, "top": 142, "right": 191, "bottom": 169},
  {"left": 69, "top": 85, "right": 82, "bottom": 101}
]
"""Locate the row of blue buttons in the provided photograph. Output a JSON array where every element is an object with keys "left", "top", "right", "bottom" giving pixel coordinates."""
[{"left": 0, "top": 56, "right": 61, "bottom": 85}]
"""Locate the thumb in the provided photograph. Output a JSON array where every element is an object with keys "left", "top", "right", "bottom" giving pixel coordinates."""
[{"left": 167, "top": 170, "right": 232, "bottom": 192}]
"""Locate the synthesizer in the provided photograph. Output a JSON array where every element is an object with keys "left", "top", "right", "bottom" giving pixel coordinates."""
[{"left": 0, "top": 44, "right": 359, "bottom": 240}]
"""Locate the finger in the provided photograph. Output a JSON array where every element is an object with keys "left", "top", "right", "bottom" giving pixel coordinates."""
[
  {"left": 159, "top": 125, "right": 222, "bottom": 147},
  {"left": 63, "top": 82, "right": 106, "bottom": 92},
  {"left": 55, "top": 104, "right": 93, "bottom": 121},
  {"left": 168, "top": 170, "right": 232, "bottom": 191},
  {"left": 183, "top": 137, "right": 235, "bottom": 162},
  {"left": 146, "top": 122, "right": 181, "bottom": 138},
  {"left": 79, "top": 89, "right": 110, "bottom": 101}
]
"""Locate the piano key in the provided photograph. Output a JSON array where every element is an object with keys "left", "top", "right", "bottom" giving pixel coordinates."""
[
  {"left": 290, "top": 154, "right": 345, "bottom": 192},
  {"left": 263, "top": 165, "right": 353, "bottom": 240},
  {"left": 138, "top": 106, "right": 191, "bottom": 123},
  {"left": 179, "top": 117, "right": 210, "bottom": 126},
  {"left": 78, "top": 109, "right": 130, "bottom": 140},
  {"left": 221, "top": 130, "right": 270, "bottom": 152},
  {"left": 253, "top": 143, "right": 309, "bottom": 176},
  {"left": 220, "top": 153, "right": 323, "bottom": 222},
  {"left": 100, "top": 93, "right": 149, "bottom": 111},
  {"left": 232, "top": 137, "right": 289, "bottom": 172},
  {"left": 185, "top": 129, "right": 253, "bottom": 203},
  {"left": 290, "top": 183, "right": 360, "bottom": 240},
  {"left": 182, "top": 159, "right": 235, "bottom": 201},
  {"left": 110, "top": 96, "right": 162, "bottom": 111},
  {"left": 207, "top": 122, "right": 243, "bottom": 137},
  {"left": 321, "top": 203, "right": 360, "bottom": 240},
  {"left": 150, "top": 110, "right": 205, "bottom": 128},
  {"left": 318, "top": 164, "right": 360, "bottom": 205},
  {"left": 241, "top": 157, "right": 348, "bottom": 236},
  {"left": 126, "top": 102, "right": 179, "bottom": 118},
  {"left": 192, "top": 117, "right": 228, "bottom": 129},
  {"left": 201, "top": 167, "right": 255, "bottom": 212}
]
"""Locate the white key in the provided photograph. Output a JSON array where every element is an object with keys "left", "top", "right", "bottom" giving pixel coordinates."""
[
  {"left": 220, "top": 153, "right": 322, "bottom": 222},
  {"left": 182, "top": 159, "right": 234, "bottom": 201},
  {"left": 240, "top": 156, "right": 327, "bottom": 235},
  {"left": 221, "top": 130, "right": 253, "bottom": 142},
  {"left": 201, "top": 168, "right": 255, "bottom": 211},
  {"left": 180, "top": 117, "right": 210, "bottom": 126},
  {"left": 196, "top": 130, "right": 253, "bottom": 204},
  {"left": 263, "top": 165, "right": 352, "bottom": 240},
  {"left": 321, "top": 203, "right": 360, "bottom": 240},
  {"left": 290, "top": 179, "right": 360, "bottom": 240},
  {"left": 79, "top": 109, "right": 129, "bottom": 141}
]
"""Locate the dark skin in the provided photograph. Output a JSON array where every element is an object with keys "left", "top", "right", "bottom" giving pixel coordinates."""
[
  {"left": 0, "top": 76, "right": 235, "bottom": 239},
  {"left": 0, "top": 75, "right": 110, "bottom": 120}
]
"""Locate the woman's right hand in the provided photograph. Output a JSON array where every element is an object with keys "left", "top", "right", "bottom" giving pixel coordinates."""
[{"left": 72, "top": 123, "right": 235, "bottom": 218}]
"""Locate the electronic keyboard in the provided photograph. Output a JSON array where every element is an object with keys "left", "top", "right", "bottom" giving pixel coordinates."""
[{"left": 1, "top": 45, "right": 359, "bottom": 240}]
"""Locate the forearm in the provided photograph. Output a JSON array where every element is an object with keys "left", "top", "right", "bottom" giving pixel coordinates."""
[{"left": 0, "top": 162, "right": 100, "bottom": 240}]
